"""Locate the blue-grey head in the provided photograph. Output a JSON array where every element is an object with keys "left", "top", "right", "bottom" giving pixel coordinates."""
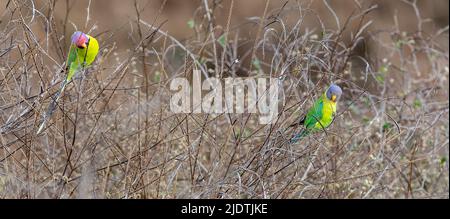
[{"left": 326, "top": 84, "right": 342, "bottom": 102}]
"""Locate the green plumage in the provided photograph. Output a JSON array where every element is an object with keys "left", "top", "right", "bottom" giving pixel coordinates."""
[
  {"left": 36, "top": 33, "right": 99, "bottom": 134},
  {"left": 291, "top": 87, "right": 338, "bottom": 143},
  {"left": 65, "top": 34, "right": 99, "bottom": 82}
]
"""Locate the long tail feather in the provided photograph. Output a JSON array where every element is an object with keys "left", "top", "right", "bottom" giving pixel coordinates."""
[
  {"left": 36, "top": 80, "right": 67, "bottom": 134},
  {"left": 290, "top": 130, "right": 309, "bottom": 144}
]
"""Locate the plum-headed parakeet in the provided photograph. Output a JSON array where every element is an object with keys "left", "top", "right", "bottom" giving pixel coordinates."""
[
  {"left": 290, "top": 84, "right": 343, "bottom": 143},
  {"left": 37, "top": 31, "right": 99, "bottom": 134}
]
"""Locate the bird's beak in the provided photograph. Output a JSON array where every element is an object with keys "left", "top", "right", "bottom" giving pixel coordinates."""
[
  {"left": 80, "top": 43, "right": 87, "bottom": 48},
  {"left": 331, "top": 95, "right": 337, "bottom": 102}
]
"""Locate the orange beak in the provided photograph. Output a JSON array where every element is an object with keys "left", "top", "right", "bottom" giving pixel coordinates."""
[{"left": 331, "top": 95, "right": 337, "bottom": 102}]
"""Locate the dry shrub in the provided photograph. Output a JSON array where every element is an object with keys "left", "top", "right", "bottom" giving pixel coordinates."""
[{"left": 0, "top": 0, "right": 448, "bottom": 198}]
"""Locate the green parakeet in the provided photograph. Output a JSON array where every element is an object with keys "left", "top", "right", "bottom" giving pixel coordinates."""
[
  {"left": 37, "top": 31, "right": 99, "bottom": 134},
  {"left": 290, "top": 84, "right": 343, "bottom": 143}
]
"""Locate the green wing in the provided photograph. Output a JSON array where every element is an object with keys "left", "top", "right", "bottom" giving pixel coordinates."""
[
  {"left": 65, "top": 45, "right": 79, "bottom": 82},
  {"left": 304, "top": 96, "right": 324, "bottom": 130},
  {"left": 290, "top": 96, "right": 324, "bottom": 143}
]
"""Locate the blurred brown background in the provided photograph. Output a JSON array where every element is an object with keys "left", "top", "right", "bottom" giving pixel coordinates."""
[{"left": 4, "top": 0, "right": 447, "bottom": 50}]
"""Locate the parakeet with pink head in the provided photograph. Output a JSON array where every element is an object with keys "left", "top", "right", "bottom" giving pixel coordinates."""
[{"left": 37, "top": 31, "right": 99, "bottom": 134}]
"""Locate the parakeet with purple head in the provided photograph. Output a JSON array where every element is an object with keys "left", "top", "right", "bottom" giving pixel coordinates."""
[
  {"left": 37, "top": 31, "right": 99, "bottom": 134},
  {"left": 290, "top": 84, "right": 343, "bottom": 143}
]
